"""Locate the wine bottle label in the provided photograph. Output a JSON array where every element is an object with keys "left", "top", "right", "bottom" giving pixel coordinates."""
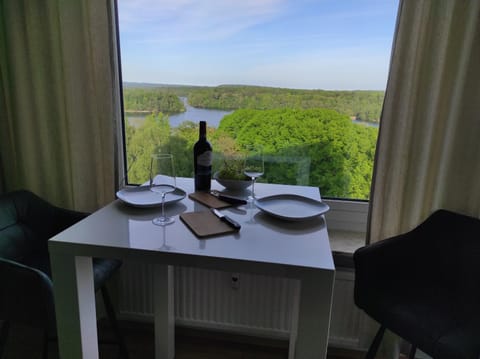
[{"left": 197, "top": 151, "right": 212, "bottom": 167}]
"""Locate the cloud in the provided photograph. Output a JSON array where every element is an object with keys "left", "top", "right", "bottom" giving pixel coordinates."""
[
  {"left": 118, "top": 0, "right": 287, "bottom": 43},
  {"left": 241, "top": 47, "right": 391, "bottom": 90},
  {"left": 118, "top": 0, "right": 397, "bottom": 89}
]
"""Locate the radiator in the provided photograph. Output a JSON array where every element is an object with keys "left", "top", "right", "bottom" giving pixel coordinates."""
[
  {"left": 118, "top": 262, "right": 363, "bottom": 347},
  {"left": 329, "top": 270, "right": 363, "bottom": 348}
]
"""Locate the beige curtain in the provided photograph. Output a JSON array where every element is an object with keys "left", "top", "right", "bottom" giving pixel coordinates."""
[
  {"left": 369, "top": 0, "right": 480, "bottom": 242},
  {"left": 0, "top": 0, "right": 123, "bottom": 212},
  {"left": 364, "top": 0, "right": 480, "bottom": 356}
]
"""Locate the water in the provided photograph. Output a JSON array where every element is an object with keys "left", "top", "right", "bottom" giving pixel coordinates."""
[
  {"left": 126, "top": 97, "right": 379, "bottom": 129},
  {"left": 352, "top": 119, "right": 379, "bottom": 128},
  {"left": 170, "top": 97, "right": 233, "bottom": 127},
  {"left": 126, "top": 97, "right": 232, "bottom": 129}
]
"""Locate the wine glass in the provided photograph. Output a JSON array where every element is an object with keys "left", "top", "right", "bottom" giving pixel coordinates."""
[
  {"left": 150, "top": 154, "right": 176, "bottom": 226},
  {"left": 243, "top": 145, "right": 264, "bottom": 201},
  {"left": 159, "top": 225, "right": 174, "bottom": 251}
]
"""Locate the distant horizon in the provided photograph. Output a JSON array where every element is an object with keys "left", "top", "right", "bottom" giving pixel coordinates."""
[
  {"left": 118, "top": 0, "right": 398, "bottom": 91},
  {"left": 123, "top": 81, "right": 386, "bottom": 92}
]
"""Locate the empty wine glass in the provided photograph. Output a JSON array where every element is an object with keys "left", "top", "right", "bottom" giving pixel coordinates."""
[
  {"left": 150, "top": 154, "right": 176, "bottom": 226},
  {"left": 243, "top": 145, "right": 264, "bottom": 201},
  {"left": 159, "top": 225, "right": 174, "bottom": 251}
]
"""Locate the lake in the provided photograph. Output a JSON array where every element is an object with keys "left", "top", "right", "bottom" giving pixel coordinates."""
[
  {"left": 126, "top": 97, "right": 379, "bottom": 129},
  {"left": 126, "top": 97, "right": 232, "bottom": 129}
]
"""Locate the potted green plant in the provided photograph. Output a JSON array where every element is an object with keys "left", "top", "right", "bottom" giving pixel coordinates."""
[{"left": 214, "top": 156, "right": 251, "bottom": 190}]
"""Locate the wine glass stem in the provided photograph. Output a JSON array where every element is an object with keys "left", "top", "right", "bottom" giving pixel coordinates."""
[
  {"left": 251, "top": 177, "right": 256, "bottom": 199},
  {"left": 161, "top": 192, "right": 166, "bottom": 219}
]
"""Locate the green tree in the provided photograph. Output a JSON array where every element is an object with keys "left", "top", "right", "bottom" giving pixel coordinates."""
[
  {"left": 216, "top": 108, "right": 377, "bottom": 199},
  {"left": 125, "top": 112, "right": 171, "bottom": 184},
  {"left": 123, "top": 88, "right": 185, "bottom": 113},
  {"left": 187, "top": 85, "right": 384, "bottom": 122}
]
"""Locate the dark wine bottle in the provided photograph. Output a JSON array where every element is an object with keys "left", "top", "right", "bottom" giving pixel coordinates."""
[{"left": 193, "top": 121, "right": 212, "bottom": 191}]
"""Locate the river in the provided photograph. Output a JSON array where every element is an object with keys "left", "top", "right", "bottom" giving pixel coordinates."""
[
  {"left": 126, "top": 97, "right": 232, "bottom": 129},
  {"left": 126, "top": 97, "right": 379, "bottom": 129}
]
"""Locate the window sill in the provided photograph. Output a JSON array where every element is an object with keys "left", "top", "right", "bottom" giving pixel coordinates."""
[
  {"left": 322, "top": 198, "right": 368, "bottom": 268},
  {"left": 329, "top": 229, "right": 365, "bottom": 269},
  {"left": 329, "top": 229, "right": 365, "bottom": 254}
]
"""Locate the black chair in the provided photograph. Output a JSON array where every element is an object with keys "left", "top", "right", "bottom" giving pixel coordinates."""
[
  {"left": 0, "top": 190, "right": 129, "bottom": 358},
  {"left": 354, "top": 209, "right": 480, "bottom": 359}
]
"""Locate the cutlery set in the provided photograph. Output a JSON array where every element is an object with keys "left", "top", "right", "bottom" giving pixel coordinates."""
[
  {"left": 208, "top": 190, "right": 246, "bottom": 231},
  {"left": 211, "top": 208, "right": 242, "bottom": 231},
  {"left": 209, "top": 190, "right": 247, "bottom": 206}
]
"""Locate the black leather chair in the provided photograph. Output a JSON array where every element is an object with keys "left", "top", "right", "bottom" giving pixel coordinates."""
[
  {"left": 0, "top": 190, "right": 129, "bottom": 358},
  {"left": 354, "top": 209, "right": 480, "bottom": 359}
]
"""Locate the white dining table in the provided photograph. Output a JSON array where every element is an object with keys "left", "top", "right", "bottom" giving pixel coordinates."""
[{"left": 49, "top": 177, "right": 335, "bottom": 359}]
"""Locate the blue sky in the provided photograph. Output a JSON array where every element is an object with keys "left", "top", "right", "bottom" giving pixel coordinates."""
[{"left": 118, "top": 0, "right": 398, "bottom": 90}]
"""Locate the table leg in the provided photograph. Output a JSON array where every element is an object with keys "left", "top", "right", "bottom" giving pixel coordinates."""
[
  {"left": 154, "top": 264, "right": 175, "bottom": 359},
  {"left": 50, "top": 254, "right": 98, "bottom": 359},
  {"left": 288, "top": 280, "right": 301, "bottom": 359},
  {"left": 294, "top": 270, "right": 335, "bottom": 359}
]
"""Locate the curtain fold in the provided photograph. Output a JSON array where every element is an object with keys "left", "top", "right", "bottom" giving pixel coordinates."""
[
  {"left": 365, "top": 0, "right": 480, "bottom": 357},
  {"left": 0, "top": 0, "right": 122, "bottom": 211},
  {"left": 369, "top": 0, "right": 480, "bottom": 243}
]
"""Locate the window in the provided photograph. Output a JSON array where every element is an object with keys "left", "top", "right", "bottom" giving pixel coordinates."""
[{"left": 116, "top": 0, "right": 398, "bottom": 253}]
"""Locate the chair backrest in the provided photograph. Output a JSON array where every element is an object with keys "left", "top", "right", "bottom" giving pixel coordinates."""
[
  {"left": 0, "top": 190, "right": 86, "bottom": 265},
  {"left": 420, "top": 210, "right": 480, "bottom": 303},
  {"left": 0, "top": 258, "right": 56, "bottom": 331},
  {"left": 0, "top": 190, "right": 59, "bottom": 264},
  {"left": 409, "top": 210, "right": 480, "bottom": 270},
  {"left": 0, "top": 190, "right": 83, "bottom": 331},
  {"left": 354, "top": 209, "right": 480, "bottom": 358}
]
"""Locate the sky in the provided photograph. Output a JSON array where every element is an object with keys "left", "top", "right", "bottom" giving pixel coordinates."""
[{"left": 117, "top": 0, "right": 399, "bottom": 90}]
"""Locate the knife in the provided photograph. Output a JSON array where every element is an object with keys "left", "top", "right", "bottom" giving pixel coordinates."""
[
  {"left": 210, "top": 190, "right": 247, "bottom": 205},
  {"left": 211, "top": 208, "right": 241, "bottom": 231}
]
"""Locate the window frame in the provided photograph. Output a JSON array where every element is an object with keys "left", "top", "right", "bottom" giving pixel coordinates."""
[
  {"left": 112, "top": 0, "right": 373, "bottom": 259},
  {"left": 324, "top": 198, "right": 369, "bottom": 262},
  {"left": 324, "top": 198, "right": 369, "bottom": 233}
]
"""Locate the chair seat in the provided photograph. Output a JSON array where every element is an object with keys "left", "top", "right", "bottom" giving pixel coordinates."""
[
  {"left": 363, "top": 286, "right": 480, "bottom": 359},
  {"left": 354, "top": 209, "right": 480, "bottom": 359},
  {"left": 92, "top": 258, "right": 122, "bottom": 291}
]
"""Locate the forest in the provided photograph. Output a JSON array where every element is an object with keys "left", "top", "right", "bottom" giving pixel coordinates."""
[
  {"left": 188, "top": 86, "right": 384, "bottom": 122},
  {"left": 123, "top": 84, "right": 385, "bottom": 123},
  {"left": 124, "top": 105, "right": 378, "bottom": 200},
  {"left": 123, "top": 88, "right": 185, "bottom": 113}
]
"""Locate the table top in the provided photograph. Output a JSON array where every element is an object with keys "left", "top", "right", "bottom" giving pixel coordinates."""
[{"left": 49, "top": 178, "right": 335, "bottom": 276}]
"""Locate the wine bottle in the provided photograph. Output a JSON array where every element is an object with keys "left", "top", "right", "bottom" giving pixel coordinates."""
[{"left": 193, "top": 121, "right": 212, "bottom": 191}]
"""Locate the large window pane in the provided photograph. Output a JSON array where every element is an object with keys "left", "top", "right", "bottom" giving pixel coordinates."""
[{"left": 117, "top": 0, "right": 398, "bottom": 200}]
